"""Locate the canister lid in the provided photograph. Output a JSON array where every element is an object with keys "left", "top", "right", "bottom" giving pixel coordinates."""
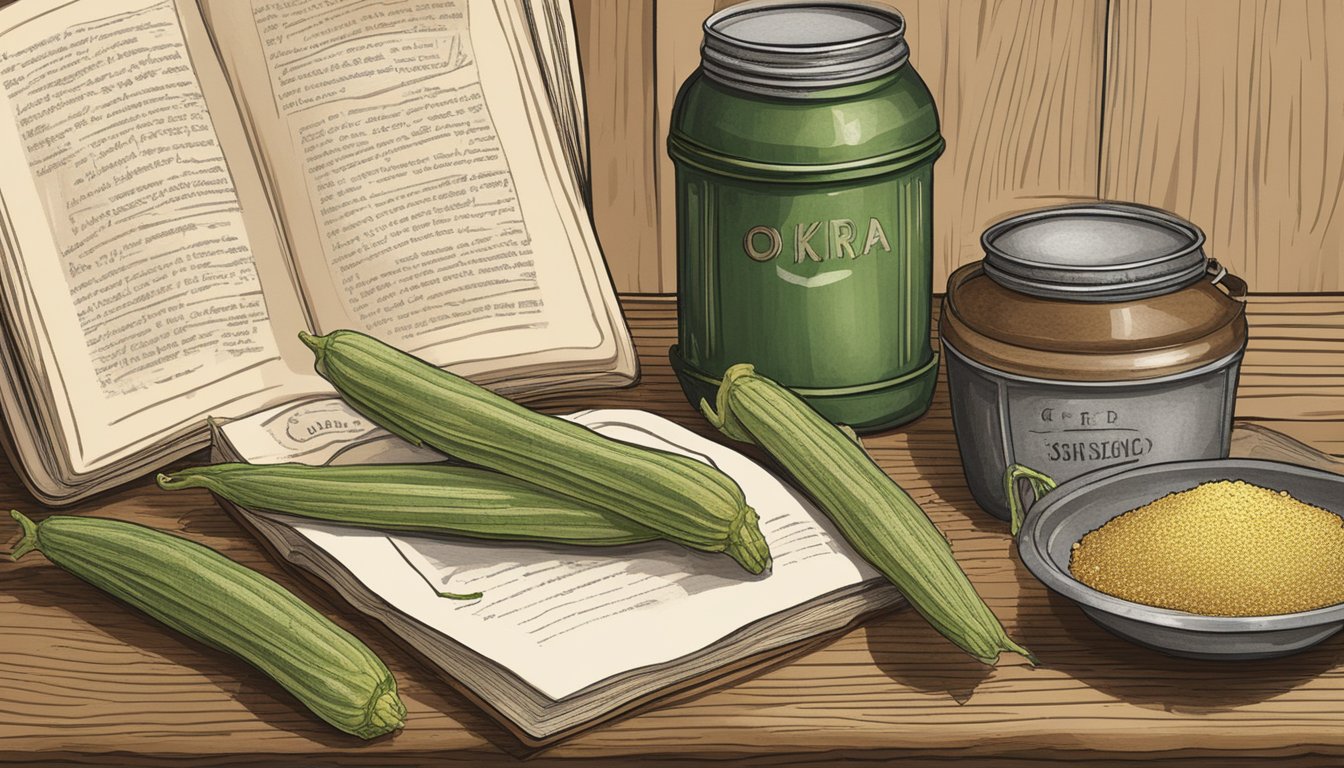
[
  {"left": 939, "top": 264, "right": 1248, "bottom": 383},
  {"left": 701, "top": 2, "right": 910, "bottom": 97},
  {"left": 981, "top": 203, "right": 1209, "bottom": 301}
]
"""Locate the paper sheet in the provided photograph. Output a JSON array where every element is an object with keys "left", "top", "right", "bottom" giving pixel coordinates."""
[{"left": 222, "top": 402, "right": 879, "bottom": 699}]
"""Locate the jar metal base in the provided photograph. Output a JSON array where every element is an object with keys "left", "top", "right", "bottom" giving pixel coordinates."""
[
  {"left": 669, "top": 346, "right": 939, "bottom": 434},
  {"left": 942, "top": 338, "right": 1242, "bottom": 521}
]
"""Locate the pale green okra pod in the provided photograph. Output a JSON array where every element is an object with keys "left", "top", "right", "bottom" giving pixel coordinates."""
[
  {"left": 702, "top": 364, "right": 1035, "bottom": 665},
  {"left": 6, "top": 511, "right": 405, "bottom": 738},
  {"left": 158, "top": 462, "right": 661, "bottom": 545},
  {"left": 299, "top": 330, "right": 772, "bottom": 574}
]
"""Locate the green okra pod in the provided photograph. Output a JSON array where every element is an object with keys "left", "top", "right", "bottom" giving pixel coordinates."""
[
  {"left": 158, "top": 462, "right": 661, "bottom": 546},
  {"left": 702, "top": 364, "right": 1035, "bottom": 665},
  {"left": 299, "top": 330, "right": 771, "bottom": 574},
  {"left": 6, "top": 510, "right": 405, "bottom": 738}
]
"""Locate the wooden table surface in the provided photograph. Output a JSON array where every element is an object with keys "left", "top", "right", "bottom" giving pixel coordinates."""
[{"left": 2, "top": 295, "right": 1343, "bottom": 767}]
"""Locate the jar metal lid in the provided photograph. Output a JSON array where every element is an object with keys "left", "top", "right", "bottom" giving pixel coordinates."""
[
  {"left": 981, "top": 203, "right": 1209, "bottom": 301},
  {"left": 701, "top": 2, "right": 910, "bottom": 97}
]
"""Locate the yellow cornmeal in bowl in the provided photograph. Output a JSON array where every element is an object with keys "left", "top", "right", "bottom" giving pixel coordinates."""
[{"left": 1069, "top": 480, "right": 1344, "bottom": 616}]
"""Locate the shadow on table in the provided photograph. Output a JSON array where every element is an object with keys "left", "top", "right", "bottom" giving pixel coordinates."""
[
  {"left": 898, "top": 409, "right": 1009, "bottom": 537},
  {"left": 862, "top": 610, "right": 995, "bottom": 704},
  {"left": 1010, "top": 554, "right": 1344, "bottom": 713},
  {"left": 7, "top": 558, "right": 525, "bottom": 755}
]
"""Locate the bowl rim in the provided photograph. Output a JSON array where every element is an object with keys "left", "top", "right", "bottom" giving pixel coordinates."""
[{"left": 1016, "top": 457, "right": 1344, "bottom": 633}]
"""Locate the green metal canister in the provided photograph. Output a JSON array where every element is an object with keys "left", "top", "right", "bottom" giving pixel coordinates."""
[{"left": 668, "top": 2, "right": 944, "bottom": 432}]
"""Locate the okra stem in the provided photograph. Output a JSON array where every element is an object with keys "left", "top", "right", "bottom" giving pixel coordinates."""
[{"left": 8, "top": 509, "right": 38, "bottom": 560}]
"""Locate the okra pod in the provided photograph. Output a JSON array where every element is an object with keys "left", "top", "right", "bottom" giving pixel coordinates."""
[
  {"left": 702, "top": 364, "right": 1035, "bottom": 665},
  {"left": 158, "top": 462, "right": 661, "bottom": 545},
  {"left": 7, "top": 511, "right": 405, "bottom": 738},
  {"left": 299, "top": 330, "right": 771, "bottom": 574}
]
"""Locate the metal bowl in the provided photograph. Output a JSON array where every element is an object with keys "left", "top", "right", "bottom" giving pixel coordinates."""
[{"left": 1015, "top": 458, "right": 1344, "bottom": 660}]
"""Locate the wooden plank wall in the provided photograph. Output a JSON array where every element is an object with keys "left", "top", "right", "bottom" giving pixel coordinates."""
[
  {"left": 570, "top": 1, "right": 663, "bottom": 293},
  {"left": 572, "top": 0, "right": 1344, "bottom": 294},
  {"left": 1102, "top": 0, "right": 1344, "bottom": 293}
]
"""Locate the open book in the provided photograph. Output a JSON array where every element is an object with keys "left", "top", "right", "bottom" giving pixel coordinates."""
[
  {"left": 0, "top": 0, "right": 634, "bottom": 505},
  {"left": 213, "top": 400, "right": 904, "bottom": 743}
]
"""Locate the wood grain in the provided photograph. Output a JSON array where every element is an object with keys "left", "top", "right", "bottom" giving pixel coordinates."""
[
  {"left": 1101, "top": 0, "right": 1344, "bottom": 292},
  {"left": 570, "top": 0, "right": 662, "bottom": 292},
  {"left": 652, "top": 0, "right": 714, "bottom": 293},
  {"left": 900, "top": 0, "right": 1107, "bottom": 285},
  {"left": 0, "top": 296, "right": 1342, "bottom": 766}
]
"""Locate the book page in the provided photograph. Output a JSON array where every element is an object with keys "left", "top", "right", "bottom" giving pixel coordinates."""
[
  {"left": 200, "top": 0, "right": 633, "bottom": 386},
  {"left": 221, "top": 405, "right": 884, "bottom": 700},
  {"left": 515, "top": 0, "right": 589, "bottom": 197},
  {"left": 0, "top": 0, "right": 325, "bottom": 477}
]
